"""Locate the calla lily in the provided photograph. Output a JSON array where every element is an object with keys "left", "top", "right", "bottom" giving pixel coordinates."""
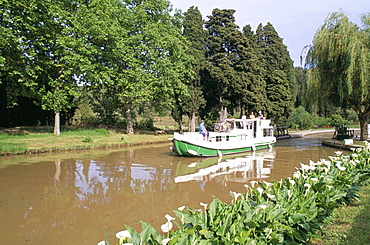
[
  {"left": 262, "top": 181, "right": 272, "bottom": 188},
  {"left": 116, "top": 230, "right": 132, "bottom": 245},
  {"left": 178, "top": 206, "right": 185, "bottom": 211},
  {"left": 250, "top": 180, "right": 258, "bottom": 188},
  {"left": 97, "top": 241, "right": 106, "bottom": 245},
  {"left": 160, "top": 221, "right": 173, "bottom": 233},
  {"left": 200, "top": 202, "right": 208, "bottom": 210},
  {"left": 334, "top": 151, "right": 343, "bottom": 156},
  {"left": 116, "top": 230, "right": 131, "bottom": 239},
  {"left": 259, "top": 204, "right": 267, "bottom": 210},
  {"left": 256, "top": 187, "right": 264, "bottom": 196},
  {"left": 266, "top": 194, "right": 275, "bottom": 199},
  {"left": 161, "top": 238, "right": 171, "bottom": 245},
  {"left": 165, "top": 214, "right": 175, "bottom": 222}
]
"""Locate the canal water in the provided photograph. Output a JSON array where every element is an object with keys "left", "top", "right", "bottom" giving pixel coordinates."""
[{"left": 0, "top": 132, "right": 347, "bottom": 244}]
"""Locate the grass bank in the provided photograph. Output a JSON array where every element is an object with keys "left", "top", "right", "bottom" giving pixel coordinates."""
[
  {"left": 311, "top": 185, "right": 370, "bottom": 244},
  {"left": 0, "top": 126, "right": 172, "bottom": 156}
]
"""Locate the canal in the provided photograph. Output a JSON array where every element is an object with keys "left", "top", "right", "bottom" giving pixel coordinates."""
[{"left": 0, "top": 132, "right": 347, "bottom": 244}]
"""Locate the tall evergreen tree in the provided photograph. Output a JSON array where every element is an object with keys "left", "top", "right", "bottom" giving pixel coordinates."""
[
  {"left": 203, "top": 9, "right": 253, "bottom": 118},
  {"left": 256, "top": 22, "right": 296, "bottom": 124},
  {"left": 239, "top": 25, "right": 264, "bottom": 116},
  {"left": 172, "top": 6, "right": 206, "bottom": 132}
]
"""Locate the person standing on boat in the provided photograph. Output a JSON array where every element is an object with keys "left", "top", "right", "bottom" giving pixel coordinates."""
[
  {"left": 199, "top": 120, "right": 209, "bottom": 141},
  {"left": 249, "top": 112, "right": 255, "bottom": 119},
  {"left": 257, "top": 111, "right": 264, "bottom": 119}
]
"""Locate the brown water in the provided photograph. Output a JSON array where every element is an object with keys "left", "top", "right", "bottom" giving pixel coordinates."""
[{"left": 0, "top": 133, "right": 346, "bottom": 244}]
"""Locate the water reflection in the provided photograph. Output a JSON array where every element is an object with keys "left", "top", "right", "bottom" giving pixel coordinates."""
[{"left": 175, "top": 150, "right": 275, "bottom": 187}]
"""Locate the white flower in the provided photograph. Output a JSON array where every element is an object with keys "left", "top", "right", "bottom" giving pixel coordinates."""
[
  {"left": 97, "top": 241, "right": 106, "bottom": 245},
  {"left": 289, "top": 179, "right": 296, "bottom": 186},
  {"left": 200, "top": 202, "right": 208, "bottom": 210},
  {"left": 335, "top": 162, "right": 346, "bottom": 171},
  {"left": 178, "top": 206, "right": 186, "bottom": 211},
  {"left": 267, "top": 194, "right": 275, "bottom": 199},
  {"left": 327, "top": 185, "right": 334, "bottom": 190},
  {"left": 304, "top": 183, "right": 311, "bottom": 188},
  {"left": 230, "top": 191, "right": 242, "bottom": 202},
  {"left": 292, "top": 171, "right": 301, "bottom": 179},
  {"left": 116, "top": 230, "right": 131, "bottom": 240},
  {"left": 334, "top": 151, "right": 343, "bottom": 156},
  {"left": 256, "top": 187, "right": 264, "bottom": 195},
  {"left": 165, "top": 214, "right": 175, "bottom": 222},
  {"left": 161, "top": 221, "right": 173, "bottom": 233},
  {"left": 311, "top": 178, "right": 318, "bottom": 182},
  {"left": 262, "top": 181, "right": 272, "bottom": 188},
  {"left": 161, "top": 238, "right": 171, "bottom": 245},
  {"left": 250, "top": 180, "right": 259, "bottom": 188},
  {"left": 259, "top": 204, "right": 267, "bottom": 210}
]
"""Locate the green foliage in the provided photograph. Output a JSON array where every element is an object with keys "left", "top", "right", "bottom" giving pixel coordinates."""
[
  {"left": 82, "top": 136, "right": 92, "bottom": 143},
  {"left": 305, "top": 12, "right": 370, "bottom": 140},
  {"left": 136, "top": 118, "right": 155, "bottom": 131},
  {"left": 256, "top": 23, "right": 297, "bottom": 123},
  {"left": 279, "top": 106, "right": 314, "bottom": 130}
]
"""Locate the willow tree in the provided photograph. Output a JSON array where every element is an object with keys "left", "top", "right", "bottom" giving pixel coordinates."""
[{"left": 305, "top": 12, "right": 370, "bottom": 140}]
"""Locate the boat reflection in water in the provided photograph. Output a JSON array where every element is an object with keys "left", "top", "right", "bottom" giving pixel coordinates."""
[{"left": 174, "top": 149, "right": 276, "bottom": 186}]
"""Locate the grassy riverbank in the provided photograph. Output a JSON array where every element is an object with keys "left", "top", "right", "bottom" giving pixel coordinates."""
[
  {"left": 0, "top": 126, "right": 172, "bottom": 156},
  {"left": 311, "top": 185, "right": 370, "bottom": 244}
]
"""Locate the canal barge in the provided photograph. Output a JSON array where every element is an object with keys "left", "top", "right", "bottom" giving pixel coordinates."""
[{"left": 172, "top": 117, "right": 276, "bottom": 157}]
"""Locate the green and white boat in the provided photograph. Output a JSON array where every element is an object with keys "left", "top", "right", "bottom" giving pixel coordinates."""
[{"left": 172, "top": 117, "right": 276, "bottom": 157}]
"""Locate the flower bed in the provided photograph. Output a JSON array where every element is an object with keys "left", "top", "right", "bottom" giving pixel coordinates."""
[{"left": 99, "top": 142, "right": 370, "bottom": 245}]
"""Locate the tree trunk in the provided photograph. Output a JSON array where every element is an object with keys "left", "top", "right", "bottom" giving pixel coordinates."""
[
  {"left": 358, "top": 114, "right": 369, "bottom": 141},
  {"left": 188, "top": 111, "right": 196, "bottom": 132},
  {"left": 125, "top": 104, "right": 134, "bottom": 135},
  {"left": 178, "top": 117, "right": 183, "bottom": 134},
  {"left": 54, "top": 110, "right": 60, "bottom": 136}
]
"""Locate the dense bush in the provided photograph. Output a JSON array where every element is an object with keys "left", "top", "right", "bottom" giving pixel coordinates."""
[
  {"left": 279, "top": 107, "right": 357, "bottom": 130},
  {"left": 99, "top": 143, "right": 370, "bottom": 245}
]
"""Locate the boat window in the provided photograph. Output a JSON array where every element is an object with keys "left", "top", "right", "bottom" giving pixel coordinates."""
[
  {"left": 216, "top": 136, "right": 222, "bottom": 142},
  {"left": 263, "top": 128, "right": 272, "bottom": 137},
  {"left": 226, "top": 135, "right": 230, "bottom": 141}
]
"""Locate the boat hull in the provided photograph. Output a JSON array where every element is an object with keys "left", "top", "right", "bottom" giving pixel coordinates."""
[{"left": 172, "top": 138, "right": 275, "bottom": 157}]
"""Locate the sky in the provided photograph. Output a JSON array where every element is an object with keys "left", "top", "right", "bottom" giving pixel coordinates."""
[{"left": 170, "top": 0, "right": 369, "bottom": 67}]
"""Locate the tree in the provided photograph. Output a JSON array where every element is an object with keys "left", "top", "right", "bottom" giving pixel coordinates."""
[
  {"left": 305, "top": 12, "right": 370, "bottom": 140},
  {"left": 78, "top": 0, "right": 189, "bottom": 134},
  {"left": 256, "top": 22, "right": 296, "bottom": 125},
  {"left": 0, "top": 0, "right": 90, "bottom": 135},
  {"left": 175, "top": 6, "right": 206, "bottom": 132},
  {"left": 203, "top": 9, "right": 255, "bottom": 119}
]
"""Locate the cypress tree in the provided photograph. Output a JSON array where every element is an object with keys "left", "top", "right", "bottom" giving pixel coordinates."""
[
  {"left": 172, "top": 6, "right": 206, "bottom": 132},
  {"left": 202, "top": 9, "right": 253, "bottom": 118},
  {"left": 256, "top": 22, "right": 296, "bottom": 124}
]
